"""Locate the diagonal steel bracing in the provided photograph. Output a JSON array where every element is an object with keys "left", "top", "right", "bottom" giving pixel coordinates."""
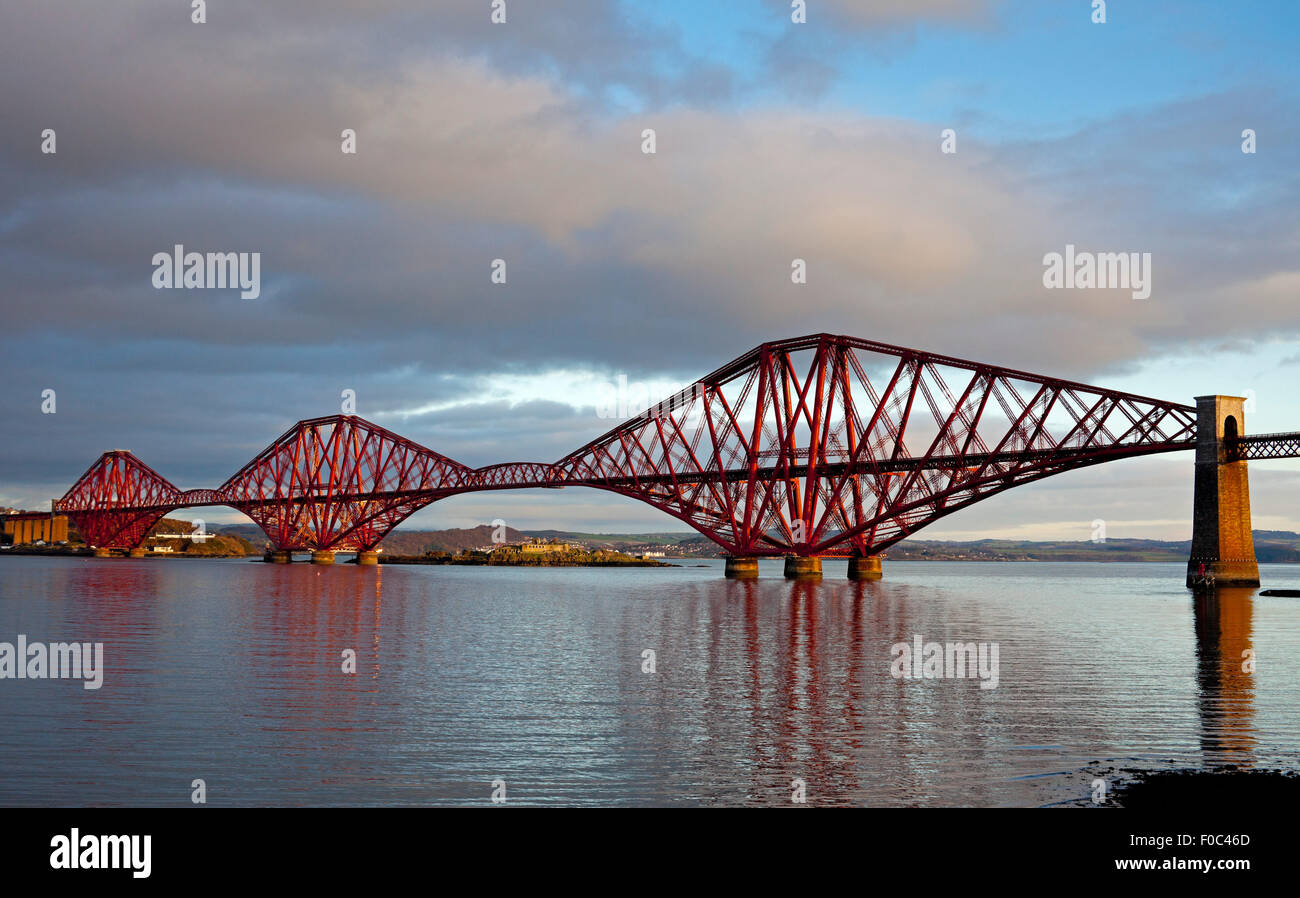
[{"left": 54, "top": 334, "right": 1200, "bottom": 554}]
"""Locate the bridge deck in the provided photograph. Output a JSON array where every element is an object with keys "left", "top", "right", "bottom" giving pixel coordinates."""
[
  {"left": 57, "top": 439, "right": 1196, "bottom": 514},
  {"left": 1231, "top": 432, "right": 1300, "bottom": 461}
]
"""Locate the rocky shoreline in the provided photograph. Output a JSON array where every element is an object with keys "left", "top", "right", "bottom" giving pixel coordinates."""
[{"left": 1076, "top": 765, "right": 1300, "bottom": 808}]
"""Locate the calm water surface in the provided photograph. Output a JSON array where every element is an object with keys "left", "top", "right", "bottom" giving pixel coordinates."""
[{"left": 2, "top": 556, "right": 1299, "bottom": 806}]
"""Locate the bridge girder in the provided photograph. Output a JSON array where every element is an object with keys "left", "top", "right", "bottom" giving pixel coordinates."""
[
  {"left": 53, "top": 334, "right": 1207, "bottom": 553},
  {"left": 549, "top": 335, "right": 1198, "bottom": 556}
]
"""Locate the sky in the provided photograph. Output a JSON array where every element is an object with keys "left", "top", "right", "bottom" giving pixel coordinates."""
[{"left": 1, "top": 0, "right": 1298, "bottom": 541}]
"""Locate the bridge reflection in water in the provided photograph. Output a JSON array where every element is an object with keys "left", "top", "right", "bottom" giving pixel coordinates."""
[
  {"left": 1192, "top": 588, "right": 1256, "bottom": 766},
  {"left": 2, "top": 557, "right": 1278, "bottom": 806}
]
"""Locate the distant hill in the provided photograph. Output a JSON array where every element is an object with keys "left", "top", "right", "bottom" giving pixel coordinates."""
[
  {"left": 208, "top": 522, "right": 1300, "bottom": 562},
  {"left": 213, "top": 523, "right": 705, "bottom": 554},
  {"left": 209, "top": 523, "right": 266, "bottom": 544},
  {"left": 522, "top": 530, "right": 705, "bottom": 548},
  {"left": 837, "top": 532, "right": 1300, "bottom": 563},
  {"left": 213, "top": 522, "right": 530, "bottom": 555},
  {"left": 145, "top": 517, "right": 257, "bottom": 556},
  {"left": 380, "top": 524, "right": 530, "bottom": 555},
  {"left": 1246, "top": 531, "right": 1300, "bottom": 563},
  {"left": 885, "top": 537, "right": 1185, "bottom": 562}
]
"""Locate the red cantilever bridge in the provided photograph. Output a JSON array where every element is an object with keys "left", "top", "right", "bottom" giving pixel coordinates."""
[{"left": 51, "top": 334, "right": 1300, "bottom": 582}]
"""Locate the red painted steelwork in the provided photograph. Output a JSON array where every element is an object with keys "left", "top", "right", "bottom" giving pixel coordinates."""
[
  {"left": 217, "top": 416, "right": 474, "bottom": 551},
  {"left": 54, "top": 334, "right": 1201, "bottom": 554},
  {"left": 1229, "top": 431, "right": 1300, "bottom": 461},
  {"left": 547, "top": 335, "right": 1198, "bottom": 556},
  {"left": 57, "top": 451, "right": 180, "bottom": 550}
]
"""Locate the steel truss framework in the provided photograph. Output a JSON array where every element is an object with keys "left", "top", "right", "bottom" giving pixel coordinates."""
[
  {"left": 55, "top": 334, "right": 1252, "bottom": 556},
  {"left": 1230, "top": 432, "right": 1300, "bottom": 461}
]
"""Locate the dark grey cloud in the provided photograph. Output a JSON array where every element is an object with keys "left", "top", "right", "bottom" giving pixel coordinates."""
[{"left": 2, "top": 0, "right": 1297, "bottom": 536}]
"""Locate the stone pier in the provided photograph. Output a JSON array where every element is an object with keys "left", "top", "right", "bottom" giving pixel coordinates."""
[
  {"left": 724, "top": 556, "right": 759, "bottom": 579},
  {"left": 847, "top": 555, "right": 883, "bottom": 581},
  {"left": 310, "top": 550, "right": 336, "bottom": 565},
  {"left": 783, "top": 556, "right": 822, "bottom": 580},
  {"left": 1187, "top": 395, "right": 1260, "bottom": 588},
  {"left": 264, "top": 550, "right": 293, "bottom": 564},
  {"left": 356, "top": 550, "right": 379, "bottom": 566}
]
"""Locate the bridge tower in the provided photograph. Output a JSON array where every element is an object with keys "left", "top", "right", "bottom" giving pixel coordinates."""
[{"left": 1187, "top": 396, "right": 1259, "bottom": 588}]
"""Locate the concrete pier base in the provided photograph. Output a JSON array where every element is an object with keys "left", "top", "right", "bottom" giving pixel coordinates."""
[
  {"left": 128, "top": 547, "right": 147, "bottom": 558},
  {"left": 265, "top": 550, "right": 292, "bottom": 564},
  {"left": 847, "top": 555, "right": 883, "bottom": 581},
  {"left": 783, "top": 556, "right": 822, "bottom": 580},
  {"left": 1188, "top": 559, "right": 1260, "bottom": 589},
  {"left": 356, "top": 550, "right": 379, "bottom": 566},
  {"left": 724, "top": 556, "right": 759, "bottom": 579},
  {"left": 311, "top": 550, "right": 336, "bottom": 566},
  {"left": 93, "top": 547, "right": 114, "bottom": 558}
]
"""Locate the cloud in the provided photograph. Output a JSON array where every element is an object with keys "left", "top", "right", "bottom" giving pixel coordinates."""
[
  {"left": 817, "top": 0, "right": 996, "bottom": 28},
  {"left": 1, "top": 2, "right": 1297, "bottom": 535},
  {"left": 6, "top": 51, "right": 1296, "bottom": 378}
]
